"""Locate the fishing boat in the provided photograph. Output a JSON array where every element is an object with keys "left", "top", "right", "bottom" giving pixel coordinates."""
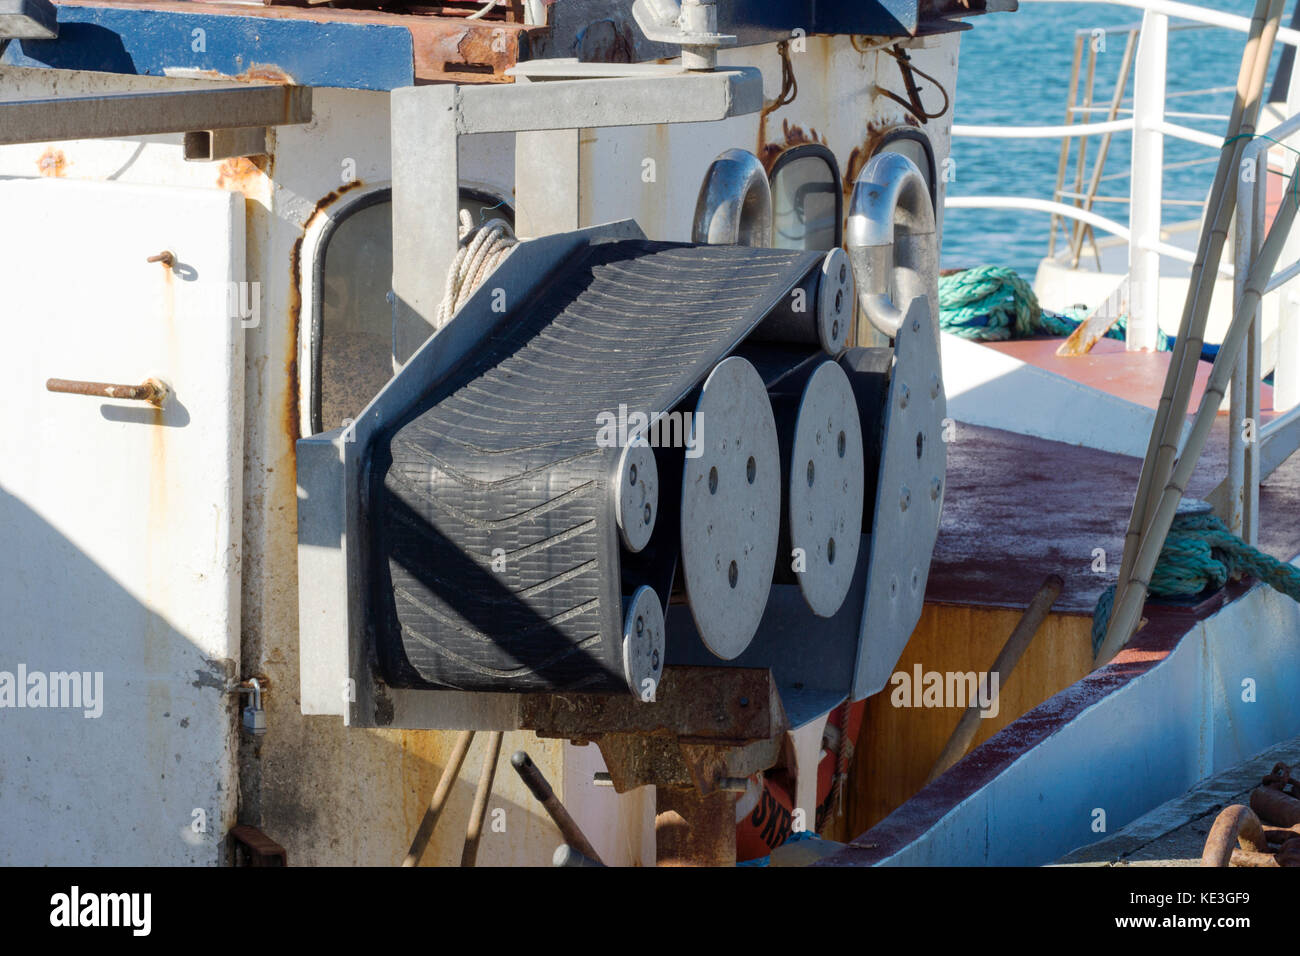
[{"left": 1, "top": 0, "right": 1297, "bottom": 870}]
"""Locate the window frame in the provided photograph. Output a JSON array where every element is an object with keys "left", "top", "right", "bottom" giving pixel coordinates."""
[
  {"left": 305, "top": 184, "right": 514, "bottom": 436},
  {"left": 767, "top": 143, "right": 845, "bottom": 250}
]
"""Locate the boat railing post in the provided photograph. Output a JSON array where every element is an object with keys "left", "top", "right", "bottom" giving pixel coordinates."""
[
  {"left": 1274, "top": 65, "right": 1300, "bottom": 414},
  {"left": 1128, "top": 10, "right": 1168, "bottom": 352},
  {"left": 1229, "top": 148, "right": 1265, "bottom": 542}
]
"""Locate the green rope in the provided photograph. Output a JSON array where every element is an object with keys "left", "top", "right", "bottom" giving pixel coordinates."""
[
  {"left": 1091, "top": 512, "right": 1300, "bottom": 655},
  {"left": 939, "top": 265, "right": 1172, "bottom": 349}
]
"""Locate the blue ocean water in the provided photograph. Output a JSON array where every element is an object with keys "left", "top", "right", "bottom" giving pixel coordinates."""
[{"left": 941, "top": 0, "right": 1286, "bottom": 276}]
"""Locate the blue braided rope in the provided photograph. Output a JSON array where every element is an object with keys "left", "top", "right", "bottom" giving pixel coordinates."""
[
  {"left": 939, "top": 265, "right": 1175, "bottom": 350},
  {"left": 1091, "top": 512, "right": 1300, "bottom": 655}
]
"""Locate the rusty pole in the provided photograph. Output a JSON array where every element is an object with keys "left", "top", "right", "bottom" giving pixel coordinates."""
[{"left": 926, "top": 574, "right": 1063, "bottom": 784}]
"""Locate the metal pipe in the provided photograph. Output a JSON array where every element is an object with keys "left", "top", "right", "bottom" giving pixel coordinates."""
[
  {"left": 926, "top": 575, "right": 1063, "bottom": 784},
  {"left": 460, "top": 731, "right": 503, "bottom": 867},
  {"left": 1049, "top": 33, "right": 1087, "bottom": 259},
  {"left": 46, "top": 377, "right": 167, "bottom": 407},
  {"left": 1069, "top": 30, "right": 1138, "bottom": 270},
  {"left": 402, "top": 729, "right": 475, "bottom": 867},
  {"left": 1097, "top": 142, "right": 1299, "bottom": 666},
  {"left": 510, "top": 750, "right": 604, "bottom": 865},
  {"left": 1108, "top": 0, "right": 1281, "bottom": 650}
]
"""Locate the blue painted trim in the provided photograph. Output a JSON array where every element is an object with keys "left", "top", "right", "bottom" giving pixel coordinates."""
[{"left": 2, "top": 5, "right": 414, "bottom": 91}]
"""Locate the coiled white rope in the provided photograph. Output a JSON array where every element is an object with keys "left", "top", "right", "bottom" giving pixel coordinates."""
[{"left": 437, "top": 208, "right": 518, "bottom": 328}]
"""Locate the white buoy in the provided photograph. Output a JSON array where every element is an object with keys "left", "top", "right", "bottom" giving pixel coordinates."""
[
  {"left": 785, "top": 360, "right": 864, "bottom": 617},
  {"left": 621, "top": 585, "right": 665, "bottom": 701},
  {"left": 679, "top": 356, "right": 781, "bottom": 660}
]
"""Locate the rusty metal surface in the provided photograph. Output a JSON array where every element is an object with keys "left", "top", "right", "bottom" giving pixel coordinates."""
[
  {"left": 229, "top": 824, "right": 287, "bottom": 866},
  {"left": 1200, "top": 804, "right": 1265, "bottom": 866},
  {"left": 655, "top": 787, "right": 737, "bottom": 867},
  {"left": 1204, "top": 763, "right": 1300, "bottom": 866},
  {"left": 521, "top": 666, "right": 779, "bottom": 742},
  {"left": 51, "top": 0, "right": 543, "bottom": 84},
  {"left": 522, "top": 667, "right": 789, "bottom": 796}
]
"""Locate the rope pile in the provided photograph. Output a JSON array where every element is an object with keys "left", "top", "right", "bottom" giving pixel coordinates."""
[
  {"left": 1091, "top": 512, "right": 1300, "bottom": 655},
  {"left": 938, "top": 265, "right": 1173, "bottom": 349},
  {"left": 437, "top": 208, "right": 518, "bottom": 327}
]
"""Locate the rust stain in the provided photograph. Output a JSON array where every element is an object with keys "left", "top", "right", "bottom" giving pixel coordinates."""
[
  {"left": 285, "top": 178, "right": 366, "bottom": 446},
  {"left": 182, "top": 63, "right": 296, "bottom": 86},
  {"left": 757, "top": 118, "right": 827, "bottom": 173},
  {"left": 37, "top": 148, "right": 67, "bottom": 178},
  {"left": 216, "top": 155, "right": 270, "bottom": 196}
]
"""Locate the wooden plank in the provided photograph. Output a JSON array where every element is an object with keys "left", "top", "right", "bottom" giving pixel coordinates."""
[{"left": 826, "top": 603, "right": 1093, "bottom": 841}]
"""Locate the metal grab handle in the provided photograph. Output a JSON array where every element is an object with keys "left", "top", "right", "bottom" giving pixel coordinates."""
[
  {"left": 845, "top": 150, "right": 938, "bottom": 338},
  {"left": 46, "top": 377, "right": 168, "bottom": 407},
  {"left": 691, "top": 148, "right": 772, "bottom": 247}
]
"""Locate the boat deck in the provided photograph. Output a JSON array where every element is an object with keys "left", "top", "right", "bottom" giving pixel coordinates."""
[
  {"left": 825, "top": 379, "right": 1300, "bottom": 858},
  {"left": 930, "top": 415, "right": 1300, "bottom": 615},
  {"left": 1055, "top": 734, "right": 1300, "bottom": 867}
]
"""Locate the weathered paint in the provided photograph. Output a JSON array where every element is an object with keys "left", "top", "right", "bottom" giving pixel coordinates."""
[
  {"left": 0, "top": 177, "right": 245, "bottom": 864},
  {"left": 3, "top": 0, "right": 542, "bottom": 89},
  {"left": 37, "top": 145, "right": 67, "bottom": 176}
]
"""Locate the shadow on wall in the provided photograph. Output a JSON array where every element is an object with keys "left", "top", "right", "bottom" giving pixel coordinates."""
[{"left": 0, "top": 482, "right": 236, "bottom": 865}]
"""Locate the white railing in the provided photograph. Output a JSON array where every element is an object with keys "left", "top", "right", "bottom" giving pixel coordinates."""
[{"left": 948, "top": 0, "right": 1300, "bottom": 354}]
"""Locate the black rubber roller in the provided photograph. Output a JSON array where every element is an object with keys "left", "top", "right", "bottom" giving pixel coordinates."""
[{"left": 370, "top": 239, "right": 824, "bottom": 693}]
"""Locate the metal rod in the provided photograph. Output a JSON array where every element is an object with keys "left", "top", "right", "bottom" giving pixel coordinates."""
[
  {"left": 1110, "top": 0, "right": 1281, "bottom": 640},
  {"left": 0, "top": 85, "right": 312, "bottom": 147},
  {"left": 1069, "top": 30, "right": 1138, "bottom": 268},
  {"left": 1050, "top": 33, "right": 1087, "bottom": 258},
  {"left": 402, "top": 729, "right": 475, "bottom": 867},
  {"left": 1098, "top": 149, "right": 1300, "bottom": 666},
  {"left": 1201, "top": 804, "right": 1266, "bottom": 866},
  {"left": 46, "top": 377, "right": 167, "bottom": 407},
  {"left": 926, "top": 575, "right": 1063, "bottom": 784},
  {"left": 509, "top": 750, "right": 604, "bottom": 865},
  {"left": 460, "top": 731, "right": 503, "bottom": 867}
]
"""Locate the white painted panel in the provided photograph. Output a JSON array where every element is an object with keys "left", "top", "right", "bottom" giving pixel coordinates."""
[
  {"left": 942, "top": 332, "right": 1189, "bottom": 457},
  {"left": 0, "top": 178, "right": 244, "bottom": 864}
]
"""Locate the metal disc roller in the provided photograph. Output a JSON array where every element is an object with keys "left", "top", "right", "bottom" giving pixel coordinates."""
[
  {"left": 678, "top": 355, "right": 782, "bottom": 660},
  {"left": 767, "top": 357, "right": 865, "bottom": 617}
]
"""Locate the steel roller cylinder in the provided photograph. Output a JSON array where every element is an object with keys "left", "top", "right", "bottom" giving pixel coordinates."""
[
  {"left": 769, "top": 359, "right": 865, "bottom": 617},
  {"left": 679, "top": 356, "right": 782, "bottom": 660},
  {"left": 622, "top": 585, "right": 665, "bottom": 701},
  {"left": 750, "top": 248, "right": 853, "bottom": 356}
]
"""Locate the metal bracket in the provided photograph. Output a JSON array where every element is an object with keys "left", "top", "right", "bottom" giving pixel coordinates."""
[
  {"left": 0, "top": 85, "right": 311, "bottom": 148},
  {"left": 631, "top": 0, "right": 735, "bottom": 70}
]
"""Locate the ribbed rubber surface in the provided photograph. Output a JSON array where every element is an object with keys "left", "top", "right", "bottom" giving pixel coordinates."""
[{"left": 373, "top": 239, "right": 821, "bottom": 692}]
